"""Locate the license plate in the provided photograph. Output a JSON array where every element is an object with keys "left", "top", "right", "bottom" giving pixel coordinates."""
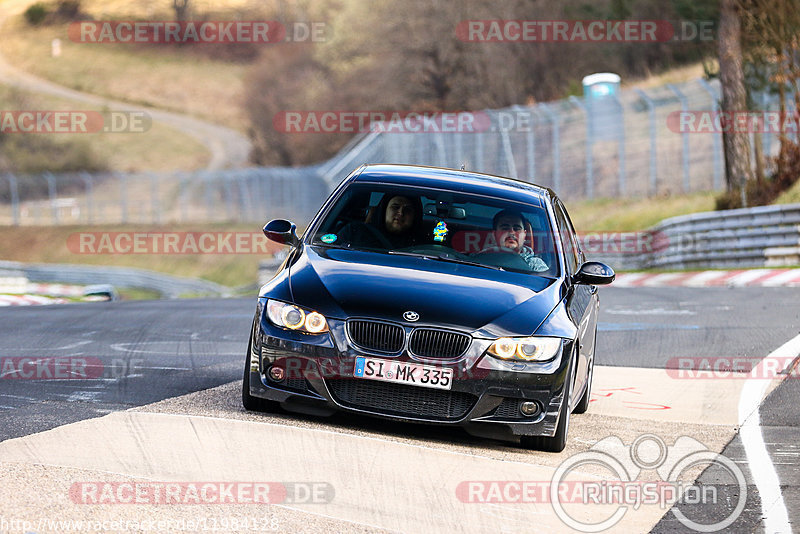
[{"left": 353, "top": 357, "right": 453, "bottom": 390}]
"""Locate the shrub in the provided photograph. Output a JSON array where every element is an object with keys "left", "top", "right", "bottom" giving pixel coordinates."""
[
  {"left": 24, "top": 3, "right": 49, "bottom": 26},
  {"left": 715, "top": 140, "right": 800, "bottom": 210},
  {"left": 55, "top": 0, "right": 83, "bottom": 20}
]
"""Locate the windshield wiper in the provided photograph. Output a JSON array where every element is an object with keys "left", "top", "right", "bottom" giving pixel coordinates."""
[
  {"left": 312, "top": 242, "right": 352, "bottom": 249},
  {"left": 388, "top": 250, "right": 505, "bottom": 271}
]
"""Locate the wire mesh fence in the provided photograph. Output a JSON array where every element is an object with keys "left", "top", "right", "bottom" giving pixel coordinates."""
[{"left": 1, "top": 77, "right": 792, "bottom": 226}]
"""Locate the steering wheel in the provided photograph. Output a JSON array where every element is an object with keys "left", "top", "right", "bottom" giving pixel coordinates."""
[{"left": 358, "top": 222, "right": 395, "bottom": 248}]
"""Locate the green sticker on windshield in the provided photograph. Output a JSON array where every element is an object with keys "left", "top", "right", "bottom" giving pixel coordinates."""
[{"left": 321, "top": 234, "right": 337, "bottom": 243}]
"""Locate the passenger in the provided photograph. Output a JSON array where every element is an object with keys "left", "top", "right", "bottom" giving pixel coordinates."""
[
  {"left": 482, "top": 209, "right": 548, "bottom": 271},
  {"left": 339, "top": 193, "right": 424, "bottom": 249}
]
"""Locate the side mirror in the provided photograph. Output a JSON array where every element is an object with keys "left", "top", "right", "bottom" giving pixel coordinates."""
[
  {"left": 573, "top": 261, "right": 615, "bottom": 285},
  {"left": 263, "top": 219, "right": 301, "bottom": 247}
]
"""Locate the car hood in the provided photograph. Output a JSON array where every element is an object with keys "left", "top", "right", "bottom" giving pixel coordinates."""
[{"left": 287, "top": 246, "right": 563, "bottom": 336}]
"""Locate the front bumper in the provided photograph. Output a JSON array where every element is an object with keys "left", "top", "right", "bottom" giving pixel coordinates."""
[{"left": 247, "top": 311, "right": 572, "bottom": 440}]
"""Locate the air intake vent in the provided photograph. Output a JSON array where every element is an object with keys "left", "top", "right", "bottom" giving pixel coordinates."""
[
  {"left": 328, "top": 379, "right": 476, "bottom": 420},
  {"left": 409, "top": 329, "right": 471, "bottom": 359},
  {"left": 347, "top": 320, "right": 405, "bottom": 353}
]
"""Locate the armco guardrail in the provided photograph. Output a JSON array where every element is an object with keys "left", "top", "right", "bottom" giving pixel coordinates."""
[
  {"left": 0, "top": 260, "right": 229, "bottom": 298},
  {"left": 590, "top": 203, "right": 800, "bottom": 271}
]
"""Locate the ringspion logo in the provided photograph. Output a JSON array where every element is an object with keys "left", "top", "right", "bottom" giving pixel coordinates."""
[{"left": 457, "top": 435, "right": 746, "bottom": 532}]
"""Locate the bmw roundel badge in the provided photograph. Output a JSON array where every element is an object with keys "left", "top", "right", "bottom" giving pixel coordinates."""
[{"left": 403, "top": 310, "right": 419, "bottom": 322}]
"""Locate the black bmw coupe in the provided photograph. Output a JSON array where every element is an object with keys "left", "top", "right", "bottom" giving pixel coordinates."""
[{"left": 243, "top": 164, "right": 614, "bottom": 452}]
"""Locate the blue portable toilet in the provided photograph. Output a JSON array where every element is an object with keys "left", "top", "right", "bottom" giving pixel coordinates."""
[{"left": 583, "top": 73, "right": 622, "bottom": 140}]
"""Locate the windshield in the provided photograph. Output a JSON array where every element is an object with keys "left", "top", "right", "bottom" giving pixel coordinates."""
[{"left": 310, "top": 182, "right": 558, "bottom": 276}]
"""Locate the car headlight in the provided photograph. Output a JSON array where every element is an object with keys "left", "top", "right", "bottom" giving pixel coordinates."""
[
  {"left": 266, "top": 299, "right": 329, "bottom": 334},
  {"left": 487, "top": 336, "right": 561, "bottom": 362}
]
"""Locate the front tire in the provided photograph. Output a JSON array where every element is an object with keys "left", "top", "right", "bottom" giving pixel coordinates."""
[
  {"left": 242, "top": 322, "right": 279, "bottom": 412},
  {"left": 573, "top": 354, "right": 593, "bottom": 415}
]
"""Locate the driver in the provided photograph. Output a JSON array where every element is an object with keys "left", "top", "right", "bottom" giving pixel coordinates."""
[
  {"left": 481, "top": 209, "right": 548, "bottom": 271},
  {"left": 339, "top": 193, "right": 424, "bottom": 249}
]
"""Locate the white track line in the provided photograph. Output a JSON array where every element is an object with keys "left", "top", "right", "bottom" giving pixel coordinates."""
[{"left": 737, "top": 333, "right": 800, "bottom": 534}]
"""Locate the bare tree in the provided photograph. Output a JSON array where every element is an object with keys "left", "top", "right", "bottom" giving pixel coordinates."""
[
  {"left": 173, "top": 0, "right": 189, "bottom": 22},
  {"left": 739, "top": 0, "right": 800, "bottom": 201},
  {"left": 718, "top": 0, "right": 753, "bottom": 204}
]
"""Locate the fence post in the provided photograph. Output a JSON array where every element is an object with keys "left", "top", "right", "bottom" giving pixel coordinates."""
[
  {"left": 569, "top": 96, "right": 593, "bottom": 198},
  {"left": 236, "top": 174, "right": 250, "bottom": 222},
  {"left": 698, "top": 78, "right": 723, "bottom": 190},
  {"left": 223, "top": 173, "right": 234, "bottom": 221},
  {"left": 203, "top": 171, "right": 214, "bottom": 221},
  {"left": 44, "top": 172, "right": 59, "bottom": 224},
  {"left": 524, "top": 108, "right": 536, "bottom": 183},
  {"left": 454, "top": 130, "right": 464, "bottom": 169},
  {"left": 118, "top": 172, "right": 128, "bottom": 224},
  {"left": 761, "top": 91, "right": 772, "bottom": 171},
  {"left": 179, "top": 172, "right": 190, "bottom": 222},
  {"left": 668, "top": 84, "right": 691, "bottom": 192},
  {"left": 474, "top": 128, "right": 485, "bottom": 172},
  {"left": 5, "top": 173, "right": 20, "bottom": 226},
  {"left": 434, "top": 132, "right": 448, "bottom": 167},
  {"left": 634, "top": 88, "right": 658, "bottom": 195},
  {"left": 499, "top": 121, "right": 518, "bottom": 179},
  {"left": 79, "top": 172, "right": 94, "bottom": 224},
  {"left": 150, "top": 173, "right": 160, "bottom": 224},
  {"left": 541, "top": 104, "right": 560, "bottom": 193},
  {"left": 611, "top": 94, "right": 626, "bottom": 196}
]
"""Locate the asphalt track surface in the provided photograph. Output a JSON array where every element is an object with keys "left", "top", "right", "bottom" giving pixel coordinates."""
[{"left": 0, "top": 287, "right": 798, "bottom": 533}]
